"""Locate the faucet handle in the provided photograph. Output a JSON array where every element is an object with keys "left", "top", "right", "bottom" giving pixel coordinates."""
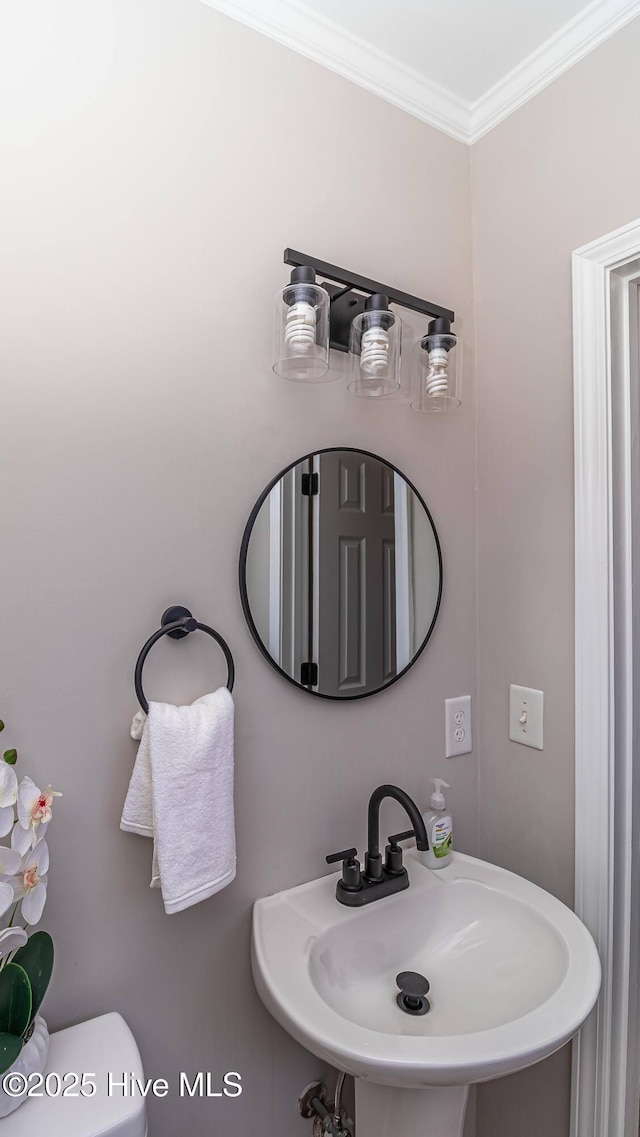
[
  {"left": 326, "top": 847, "right": 358, "bottom": 865},
  {"left": 385, "top": 830, "right": 415, "bottom": 875},
  {"left": 388, "top": 830, "right": 415, "bottom": 846},
  {"left": 326, "top": 848, "right": 362, "bottom": 893}
]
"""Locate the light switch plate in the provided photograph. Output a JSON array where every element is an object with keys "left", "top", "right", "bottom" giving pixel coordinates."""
[
  {"left": 445, "top": 695, "right": 472, "bottom": 757},
  {"left": 509, "top": 685, "right": 544, "bottom": 750}
]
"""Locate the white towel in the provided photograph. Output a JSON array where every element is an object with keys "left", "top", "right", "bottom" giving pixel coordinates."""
[{"left": 121, "top": 689, "right": 236, "bottom": 914}]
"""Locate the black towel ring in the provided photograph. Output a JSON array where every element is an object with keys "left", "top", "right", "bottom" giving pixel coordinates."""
[{"left": 134, "top": 605, "right": 235, "bottom": 714}]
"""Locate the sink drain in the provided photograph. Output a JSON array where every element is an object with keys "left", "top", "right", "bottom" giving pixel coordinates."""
[{"left": 396, "top": 971, "right": 431, "bottom": 1016}]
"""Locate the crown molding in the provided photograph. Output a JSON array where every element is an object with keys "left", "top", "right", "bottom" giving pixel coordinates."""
[
  {"left": 468, "top": 0, "right": 640, "bottom": 142},
  {"left": 197, "top": 0, "right": 470, "bottom": 141},
  {"left": 198, "top": 0, "right": 640, "bottom": 146}
]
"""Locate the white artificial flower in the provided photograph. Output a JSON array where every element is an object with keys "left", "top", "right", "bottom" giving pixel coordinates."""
[
  {"left": 0, "top": 846, "right": 22, "bottom": 879},
  {"left": 0, "top": 764, "right": 18, "bottom": 839},
  {"left": 0, "top": 883, "right": 13, "bottom": 920},
  {"left": 11, "top": 823, "right": 35, "bottom": 857},
  {"left": 0, "top": 766, "right": 18, "bottom": 808},
  {"left": 11, "top": 839, "right": 49, "bottom": 926},
  {"left": 0, "top": 810, "right": 14, "bottom": 840},
  {"left": 0, "top": 928, "right": 27, "bottom": 960},
  {"left": 17, "top": 778, "right": 61, "bottom": 834}
]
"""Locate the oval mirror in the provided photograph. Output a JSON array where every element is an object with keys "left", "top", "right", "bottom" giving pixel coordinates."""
[{"left": 239, "top": 448, "right": 442, "bottom": 699}]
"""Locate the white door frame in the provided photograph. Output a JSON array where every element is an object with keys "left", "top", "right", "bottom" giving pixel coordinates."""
[{"left": 572, "top": 217, "right": 640, "bottom": 1137}]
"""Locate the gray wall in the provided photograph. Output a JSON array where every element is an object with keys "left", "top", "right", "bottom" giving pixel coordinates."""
[
  {"left": 0, "top": 2, "right": 478, "bottom": 1134},
  {"left": 471, "top": 19, "right": 640, "bottom": 1137}
]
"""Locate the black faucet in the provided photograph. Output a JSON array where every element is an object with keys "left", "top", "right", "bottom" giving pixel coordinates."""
[{"left": 326, "top": 784, "right": 430, "bottom": 907}]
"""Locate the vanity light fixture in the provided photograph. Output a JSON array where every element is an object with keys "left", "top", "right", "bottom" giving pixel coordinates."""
[{"left": 273, "top": 249, "right": 459, "bottom": 410}]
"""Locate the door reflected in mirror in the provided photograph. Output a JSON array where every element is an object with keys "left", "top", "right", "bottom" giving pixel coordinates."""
[{"left": 240, "top": 449, "right": 442, "bottom": 699}]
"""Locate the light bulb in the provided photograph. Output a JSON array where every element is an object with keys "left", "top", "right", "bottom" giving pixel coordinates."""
[
  {"left": 348, "top": 295, "right": 400, "bottom": 397},
  {"left": 284, "top": 300, "right": 316, "bottom": 355},
  {"left": 360, "top": 323, "right": 390, "bottom": 375},
  {"left": 274, "top": 266, "right": 330, "bottom": 381},
  {"left": 424, "top": 346, "right": 449, "bottom": 396},
  {"left": 411, "top": 321, "right": 459, "bottom": 413}
]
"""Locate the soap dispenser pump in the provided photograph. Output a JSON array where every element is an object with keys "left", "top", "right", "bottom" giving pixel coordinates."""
[{"left": 420, "top": 779, "right": 453, "bottom": 869}]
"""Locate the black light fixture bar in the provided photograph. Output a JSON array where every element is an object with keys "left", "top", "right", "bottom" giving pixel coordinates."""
[{"left": 284, "top": 248, "right": 454, "bottom": 323}]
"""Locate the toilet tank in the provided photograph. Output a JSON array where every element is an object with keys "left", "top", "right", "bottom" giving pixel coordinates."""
[{"left": 2, "top": 1012, "right": 147, "bottom": 1137}]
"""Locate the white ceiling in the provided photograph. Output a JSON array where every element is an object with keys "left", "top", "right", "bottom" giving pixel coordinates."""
[
  {"left": 199, "top": 0, "right": 640, "bottom": 142},
  {"left": 297, "top": 0, "right": 590, "bottom": 103}
]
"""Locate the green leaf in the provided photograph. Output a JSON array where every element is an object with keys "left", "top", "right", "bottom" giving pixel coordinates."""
[
  {"left": 13, "top": 933, "right": 54, "bottom": 1025},
  {"left": 0, "top": 964, "right": 32, "bottom": 1038},
  {"left": 0, "top": 1032, "right": 23, "bottom": 1076},
  {"left": 2, "top": 750, "right": 17, "bottom": 766},
  {"left": 0, "top": 721, "right": 4, "bottom": 732}
]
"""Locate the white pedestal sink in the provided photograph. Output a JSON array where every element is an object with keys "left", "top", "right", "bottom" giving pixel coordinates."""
[
  {"left": 252, "top": 851, "right": 600, "bottom": 1137},
  {"left": 354, "top": 1083, "right": 468, "bottom": 1137}
]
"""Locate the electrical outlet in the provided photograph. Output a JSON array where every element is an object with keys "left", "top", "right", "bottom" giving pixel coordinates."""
[
  {"left": 509, "top": 685, "right": 544, "bottom": 750},
  {"left": 445, "top": 696, "right": 472, "bottom": 757}
]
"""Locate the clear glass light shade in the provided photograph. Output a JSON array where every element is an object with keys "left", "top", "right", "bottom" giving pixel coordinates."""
[
  {"left": 347, "top": 305, "right": 401, "bottom": 398},
  {"left": 411, "top": 331, "right": 460, "bottom": 413},
  {"left": 273, "top": 280, "right": 331, "bottom": 382}
]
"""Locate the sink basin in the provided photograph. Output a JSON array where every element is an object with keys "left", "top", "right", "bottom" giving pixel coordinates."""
[{"left": 252, "top": 850, "right": 600, "bottom": 1097}]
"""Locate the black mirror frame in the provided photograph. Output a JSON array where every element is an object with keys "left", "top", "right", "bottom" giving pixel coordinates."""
[{"left": 238, "top": 447, "right": 443, "bottom": 701}]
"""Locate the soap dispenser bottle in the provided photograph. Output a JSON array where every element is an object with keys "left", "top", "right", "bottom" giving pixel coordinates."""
[{"left": 420, "top": 779, "right": 453, "bottom": 869}]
